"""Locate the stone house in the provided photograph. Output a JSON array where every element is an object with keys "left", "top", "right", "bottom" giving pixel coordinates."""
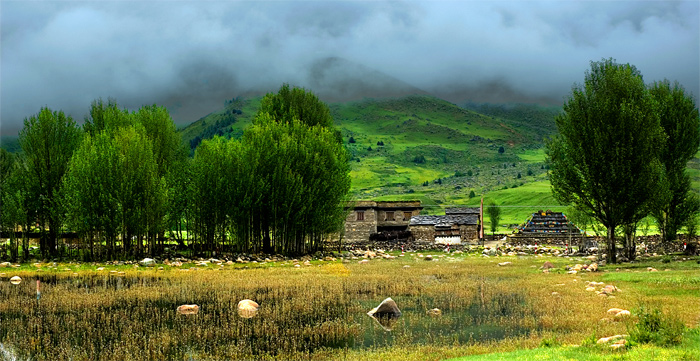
[
  {"left": 409, "top": 207, "right": 481, "bottom": 245},
  {"left": 516, "top": 210, "right": 581, "bottom": 236},
  {"left": 343, "top": 201, "right": 423, "bottom": 243}
]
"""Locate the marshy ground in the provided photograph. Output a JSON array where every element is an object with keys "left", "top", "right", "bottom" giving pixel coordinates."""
[{"left": 0, "top": 252, "right": 698, "bottom": 361}]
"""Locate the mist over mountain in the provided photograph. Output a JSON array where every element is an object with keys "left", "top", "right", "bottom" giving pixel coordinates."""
[{"left": 1, "top": 1, "right": 698, "bottom": 136}]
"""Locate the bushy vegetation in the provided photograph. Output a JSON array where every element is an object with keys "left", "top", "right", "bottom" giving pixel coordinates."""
[{"left": 629, "top": 307, "right": 686, "bottom": 347}]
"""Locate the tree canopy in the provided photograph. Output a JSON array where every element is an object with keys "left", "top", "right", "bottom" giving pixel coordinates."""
[
  {"left": 547, "top": 59, "right": 665, "bottom": 263},
  {"left": 649, "top": 80, "right": 700, "bottom": 245},
  {"left": 18, "top": 107, "right": 83, "bottom": 257}
]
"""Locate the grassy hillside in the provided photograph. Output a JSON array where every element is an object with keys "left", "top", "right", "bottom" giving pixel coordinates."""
[
  {"left": 181, "top": 94, "right": 564, "bottom": 227},
  {"left": 179, "top": 94, "right": 700, "bottom": 231}
]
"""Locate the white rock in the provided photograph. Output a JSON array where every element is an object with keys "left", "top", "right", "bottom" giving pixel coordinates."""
[
  {"left": 176, "top": 304, "right": 199, "bottom": 315},
  {"left": 139, "top": 258, "right": 156, "bottom": 267},
  {"left": 237, "top": 299, "right": 259, "bottom": 318}
]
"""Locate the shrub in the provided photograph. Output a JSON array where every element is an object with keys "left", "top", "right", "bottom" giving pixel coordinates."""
[
  {"left": 413, "top": 155, "right": 426, "bottom": 163},
  {"left": 469, "top": 190, "right": 476, "bottom": 198},
  {"left": 539, "top": 336, "right": 561, "bottom": 348},
  {"left": 581, "top": 331, "right": 598, "bottom": 347},
  {"left": 629, "top": 307, "right": 686, "bottom": 346},
  {"left": 662, "top": 255, "right": 672, "bottom": 263},
  {"left": 348, "top": 136, "right": 355, "bottom": 143}
]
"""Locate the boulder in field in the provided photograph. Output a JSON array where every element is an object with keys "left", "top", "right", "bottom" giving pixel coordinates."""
[
  {"left": 614, "top": 310, "right": 631, "bottom": 319},
  {"left": 602, "top": 285, "right": 618, "bottom": 294},
  {"left": 542, "top": 261, "right": 555, "bottom": 270},
  {"left": 587, "top": 263, "right": 598, "bottom": 272},
  {"left": 367, "top": 298, "right": 402, "bottom": 331},
  {"left": 176, "top": 304, "right": 199, "bottom": 315},
  {"left": 427, "top": 308, "right": 442, "bottom": 317},
  {"left": 358, "top": 259, "right": 370, "bottom": 264},
  {"left": 10, "top": 276, "right": 21, "bottom": 285},
  {"left": 139, "top": 258, "right": 156, "bottom": 267},
  {"left": 597, "top": 334, "right": 627, "bottom": 344},
  {"left": 424, "top": 255, "right": 433, "bottom": 261},
  {"left": 607, "top": 308, "right": 625, "bottom": 315},
  {"left": 238, "top": 299, "right": 259, "bottom": 319},
  {"left": 497, "top": 262, "right": 512, "bottom": 266}
]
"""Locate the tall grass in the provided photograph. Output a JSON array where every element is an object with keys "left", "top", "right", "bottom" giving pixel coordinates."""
[{"left": 0, "top": 255, "right": 698, "bottom": 360}]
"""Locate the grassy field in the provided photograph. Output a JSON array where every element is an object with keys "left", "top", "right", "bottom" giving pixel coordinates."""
[{"left": 1, "top": 253, "right": 698, "bottom": 360}]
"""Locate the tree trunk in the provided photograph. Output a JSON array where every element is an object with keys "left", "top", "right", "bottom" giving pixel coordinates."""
[
  {"left": 607, "top": 226, "right": 617, "bottom": 264},
  {"left": 626, "top": 233, "right": 636, "bottom": 260}
]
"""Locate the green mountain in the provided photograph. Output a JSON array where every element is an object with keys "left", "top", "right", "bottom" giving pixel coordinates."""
[{"left": 180, "top": 94, "right": 565, "bottom": 225}]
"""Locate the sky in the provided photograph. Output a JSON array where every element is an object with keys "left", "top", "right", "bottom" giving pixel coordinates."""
[{"left": 1, "top": 0, "right": 698, "bottom": 136}]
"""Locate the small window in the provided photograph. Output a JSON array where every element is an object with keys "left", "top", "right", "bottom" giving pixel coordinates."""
[
  {"left": 404, "top": 212, "right": 412, "bottom": 220},
  {"left": 386, "top": 211, "right": 394, "bottom": 221},
  {"left": 356, "top": 211, "right": 364, "bottom": 221}
]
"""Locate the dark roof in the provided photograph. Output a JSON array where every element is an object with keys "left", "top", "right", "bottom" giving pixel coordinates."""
[
  {"left": 410, "top": 214, "right": 479, "bottom": 226},
  {"left": 445, "top": 207, "right": 480, "bottom": 215},
  {"left": 518, "top": 211, "right": 581, "bottom": 234}
]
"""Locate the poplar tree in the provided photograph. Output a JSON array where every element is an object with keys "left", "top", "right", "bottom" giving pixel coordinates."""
[
  {"left": 18, "top": 107, "right": 82, "bottom": 257},
  {"left": 547, "top": 59, "right": 664, "bottom": 263},
  {"left": 649, "top": 80, "right": 700, "bottom": 247}
]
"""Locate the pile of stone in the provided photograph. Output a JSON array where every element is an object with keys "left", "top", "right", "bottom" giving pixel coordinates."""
[
  {"left": 565, "top": 262, "right": 598, "bottom": 274},
  {"left": 597, "top": 334, "right": 628, "bottom": 349},
  {"left": 584, "top": 281, "right": 620, "bottom": 297}
]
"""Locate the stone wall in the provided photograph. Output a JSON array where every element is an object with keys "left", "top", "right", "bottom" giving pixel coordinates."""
[
  {"left": 410, "top": 225, "right": 435, "bottom": 243},
  {"left": 459, "top": 224, "right": 479, "bottom": 243},
  {"left": 343, "top": 208, "right": 377, "bottom": 244}
]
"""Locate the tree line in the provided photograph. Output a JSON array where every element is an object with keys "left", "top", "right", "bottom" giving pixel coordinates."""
[
  {"left": 0, "top": 84, "right": 351, "bottom": 260},
  {"left": 547, "top": 59, "right": 700, "bottom": 263}
]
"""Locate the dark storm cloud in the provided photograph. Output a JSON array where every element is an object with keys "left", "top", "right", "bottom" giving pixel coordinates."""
[{"left": 1, "top": 1, "right": 698, "bottom": 136}]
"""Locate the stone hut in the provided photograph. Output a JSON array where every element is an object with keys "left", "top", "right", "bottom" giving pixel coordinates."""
[
  {"left": 517, "top": 210, "right": 581, "bottom": 236},
  {"left": 343, "top": 201, "right": 423, "bottom": 243},
  {"left": 409, "top": 207, "right": 481, "bottom": 245}
]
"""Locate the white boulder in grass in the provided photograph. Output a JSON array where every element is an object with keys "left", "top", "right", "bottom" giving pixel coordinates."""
[
  {"left": 597, "top": 334, "right": 627, "bottom": 344},
  {"left": 367, "top": 297, "right": 402, "bottom": 331},
  {"left": 238, "top": 299, "right": 259, "bottom": 319},
  {"left": 176, "top": 304, "right": 200, "bottom": 315},
  {"left": 139, "top": 258, "right": 156, "bottom": 267},
  {"left": 427, "top": 308, "right": 442, "bottom": 317},
  {"left": 10, "top": 276, "right": 21, "bottom": 285},
  {"left": 607, "top": 308, "right": 631, "bottom": 319}
]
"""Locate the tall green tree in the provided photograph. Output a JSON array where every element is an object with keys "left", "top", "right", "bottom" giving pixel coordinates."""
[
  {"left": 257, "top": 83, "right": 335, "bottom": 129},
  {"left": 546, "top": 59, "right": 664, "bottom": 264},
  {"left": 133, "top": 104, "right": 188, "bottom": 250},
  {"left": 63, "top": 131, "right": 120, "bottom": 259},
  {"left": 242, "top": 114, "right": 351, "bottom": 254},
  {"left": 19, "top": 107, "right": 83, "bottom": 257},
  {"left": 1, "top": 149, "right": 21, "bottom": 260},
  {"left": 83, "top": 98, "right": 130, "bottom": 136},
  {"left": 649, "top": 80, "right": 700, "bottom": 247},
  {"left": 486, "top": 201, "right": 501, "bottom": 235}
]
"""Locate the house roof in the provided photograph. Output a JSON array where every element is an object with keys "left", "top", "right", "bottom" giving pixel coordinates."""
[
  {"left": 517, "top": 211, "right": 581, "bottom": 234},
  {"left": 445, "top": 207, "right": 480, "bottom": 215},
  {"left": 410, "top": 214, "right": 479, "bottom": 226}
]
